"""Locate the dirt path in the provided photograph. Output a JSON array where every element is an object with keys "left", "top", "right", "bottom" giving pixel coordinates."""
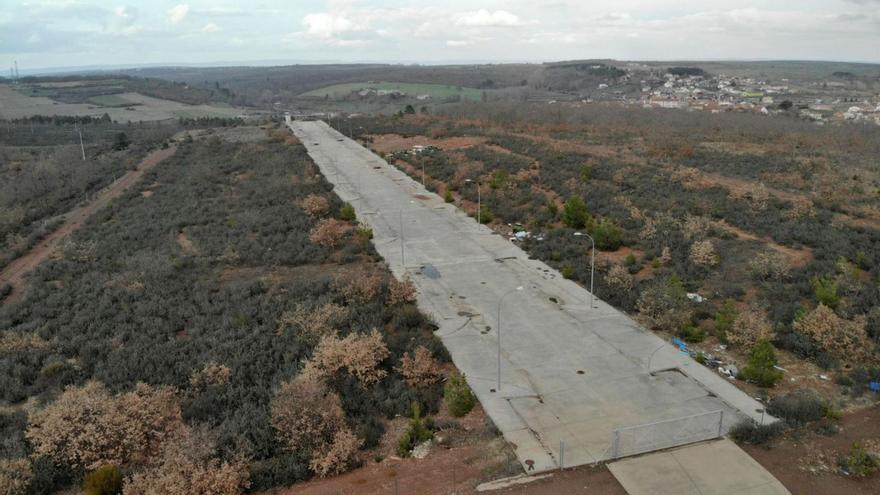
[{"left": 0, "top": 146, "right": 177, "bottom": 303}]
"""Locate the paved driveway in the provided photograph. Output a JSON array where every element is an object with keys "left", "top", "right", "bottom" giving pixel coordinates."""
[
  {"left": 608, "top": 439, "right": 791, "bottom": 495},
  {"left": 290, "top": 120, "right": 773, "bottom": 472}
]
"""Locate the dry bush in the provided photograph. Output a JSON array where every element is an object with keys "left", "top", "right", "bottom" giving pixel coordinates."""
[
  {"left": 0, "top": 458, "right": 32, "bottom": 495},
  {"left": 123, "top": 427, "right": 249, "bottom": 495},
  {"left": 794, "top": 304, "right": 874, "bottom": 365},
  {"left": 729, "top": 183, "right": 770, "bottom": 211},
  {"left": 309, "top": 219, "right": 351, "bottom": 248},
  {"left": 728, "top": 307, "right": 773, "bottom": 351},
  {"left": 659, "top": 246, "right": 672, "bottom": 264},
  {"left": 270, "top": 374, "right": 360, "bottom": 477},
  {"left": 605, "top": 264, "right": 634, "bottom": 292},
  {"left": 682, "top": 215, "right": 714, "bottom": 240},
  {"left": 335, "top": 267, "right": 384, "bottom": 304},
  {"left": 387, "top": 275, "right": 418, "bottom": 306},
  {"left": 748, "top": 250, "right": 791, "bottom": 281},
  {"left": 309, "top": 430, "right": 362, "bottom": 478},
  {"left": 397, "top": 346, "right": 442, "bottom": 387},
  {"left": 26, "top": 382, "right": 182, "bottom": 470},
  {"left": 309, "top": 329, "right": 389, "bottom": 385},
  {"left": 786, "top": 196, "right": 816, "bottom": 220},
  {"left": 0, "top": 206, "right": 25, "bottom": 228},
  {"left": 296, "top": 194, "right": 331, "bottom": 218},
  {"left": 636, "top": 284, "right": 690, "bottom": 332},
  {"left": 278, "top": 303, "right": 347, "bottom": 341},
  {"left": 61, "top": 239, "right": 98, "bottom": 263},
  {"left": 689, "top": 240, "right": 719, "bottom": 267},
  {"left": 189, "top": 362, "right": 232, "bottom": 390},
  {"left": 0, "top": 332, "right": 50, "bottom": 353}
]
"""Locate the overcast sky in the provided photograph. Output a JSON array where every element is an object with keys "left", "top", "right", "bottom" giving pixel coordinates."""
[{"left": 3, "top": 0, "right": 880, "bottom": 71}]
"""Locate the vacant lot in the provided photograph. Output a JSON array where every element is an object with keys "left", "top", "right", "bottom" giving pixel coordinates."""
[
  {"left": 0, "top": 84, "right": 250, "bottom": 121},
  {"left": 0, "top": 128, "right": 451, "bottom": 493},
  {"left": 300, "top": 81, "right": 484, "bottom": 100}
]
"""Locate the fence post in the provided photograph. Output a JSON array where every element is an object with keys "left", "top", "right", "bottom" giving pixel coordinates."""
[
  {"left": 717, "top": 410, "right": 724, "bottom": 438},
  {"left": 612, "top": 430, "right": 620, "bottom": 459},
  {"left": 559, "top": 440, "right": 565, "bottom": 470}
]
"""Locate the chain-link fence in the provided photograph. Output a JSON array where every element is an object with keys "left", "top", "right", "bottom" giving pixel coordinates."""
[{"left": 611, "top": 410, "right": 724, "bottom": 459}]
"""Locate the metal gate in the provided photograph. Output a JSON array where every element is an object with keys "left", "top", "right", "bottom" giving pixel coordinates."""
[{"left": 611, "top": 410, "right": 724, "bottom": 459}]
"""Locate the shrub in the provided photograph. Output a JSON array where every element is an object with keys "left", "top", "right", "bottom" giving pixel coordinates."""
[
  {"left": 387, "top": 276, "right": 417, "bottom": 306},
  {"left": 593, "top": 219, "right": 622, "bottom": 251},
  {"left": 729, "top": 420, "right": 784, "bottom": 446},
  {"left": 398, "top": 346, "right": 442, "bottom": 387},
  {"left": 309, "top": 430, "right": 362, "bottom": 477},
  {"left": 122, "top": 428, "right": 250, "bottom": 494},
  {"left": 296, "top": 194, "right": 330, "bottom": 218},
  {"left": 689, "top": 240, "right": 719, "bottom": 267},
  {"left": 714, "top": 299, "right": 737, "bottom": 341},
  {"left": 812, "top": 275, "right": 840, "bottom": 309},
  {"left": 444, "top": 373, "right": 476, "bottom": 417},
  {"left": 766, "top": 389, "right": 826, "bottom": 426},
  {"left": 728, "top": 307, "right": 772, "bottom": 352},
  {"left": 560, "top": 265, "right": 575, "bottom": 279},
  {"left": 794, "top": 303, "right": 874, "bottom": 365},
  {"left": 562, "top": 196, "right": 588, "bottom": 229},
  {"left": 739, "top": 340, "right": 783, "bottom": 388},
  {"left": 0, "top": 284, "right": 11, "bottom": 300},
  {"left": 335, "top": 266, "right": 384, "bottom": 304},
  {"left": 308, "top": 329, "right": 390, "bottom": 386},
  {"left": 478, "top": 206, "right": 493, "bottom": 224},
  {"left": 397, "top": 403, "right": 434, "bottom": 457},
  {"left": 679, "top": 324, "right": 705, "bottom": 343},
  {"left": 443, "top": 190, "right": 453, "bottom": 203},
  {"left": 309, "top": 218, "right": 351, "bottom": 248},
  {"left": 189, "top": 362, "right": 232, "bottom": 390},
  {"left": 0, "top": 458, "right": 32, "bottom": 495},
  {"left": 83, "top": 465, "right": 122, "bottom": 495},
  {"left": 605, "top": 264, "right": 634, "bottom": 292},
  {"left": 838, "top": 442, "right": 879, "bottom": 477},
  {"left": 26, "top": 382, "right": 182, "bottom": 470},
  {"left": 279, "top": 303, "right": 347, "bottom": 342},
  {"left": 636, "top": 277, "right": 691, "bottom": 332},
  {"left": 270, "top": 373, "right": 360, "bottom": 477},
  {"left": 339, "top": 203, "right": 356, "bottom": 221},
  {"left": 748, "top": 250, "right": 790, "bottom": 280}
]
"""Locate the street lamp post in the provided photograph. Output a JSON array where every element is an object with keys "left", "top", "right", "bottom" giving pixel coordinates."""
[
  {"left": 582, "top": 233, "right": 596, "bottom": 309},
  {"left": 497, "top": 286, "right": 523, "bottom": 392}
]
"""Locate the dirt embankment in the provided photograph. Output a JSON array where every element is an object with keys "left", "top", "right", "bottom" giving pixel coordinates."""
[{"left": 0, "top": 146, "right": 177, "bottom": 304}]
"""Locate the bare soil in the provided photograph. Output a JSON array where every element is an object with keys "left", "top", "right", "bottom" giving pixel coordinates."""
[
  {"left": 743, "top": 405, "right": 880, "bottom": 495},
  {"left": 0, "top": 146, "right": 177, "bottom": 304}
]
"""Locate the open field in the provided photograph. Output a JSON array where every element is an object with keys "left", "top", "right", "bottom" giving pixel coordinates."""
[
  {"left": 300, "top": 81, "right": 484, "bottom": 100},
  {"left": 0, "top": 84, "right": 252, "bottom": 121},
  {"left": 0, "top": 127, "right": 453, "bottom": 492}
]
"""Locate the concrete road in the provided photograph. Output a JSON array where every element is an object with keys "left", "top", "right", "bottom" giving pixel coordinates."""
[
  {"left": 290, "top": 120, "right": 773, "bottom": 472},
  {"left": 608, "top": 439, "right": 791, "bottom": 495}
]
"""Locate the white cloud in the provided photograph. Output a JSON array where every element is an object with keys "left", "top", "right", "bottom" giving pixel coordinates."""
[
  {"left": 446, "top": 39, "right": 470, "bottom": 46},
  {"left": 202, "top": 23, "right": 221, "bottom": 33},
  {"left": 302, "top": 12, "right": 357, "bottom": 40},
  {"left": 454, "top": 9, "right": 525, "bottom": 27},
  {"left": 167, "top": 4, "right": 190, "bottom": 25}
]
